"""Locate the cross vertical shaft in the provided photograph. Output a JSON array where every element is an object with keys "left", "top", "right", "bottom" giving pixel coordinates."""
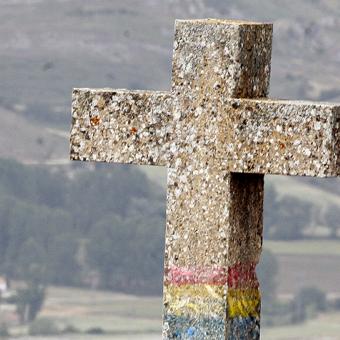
[{"left": 163, "top": 20, "right": 272, "bottom": 339}]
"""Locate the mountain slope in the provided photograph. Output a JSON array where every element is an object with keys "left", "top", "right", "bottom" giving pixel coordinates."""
[{"left": 0, "top": 106, "right": 67, "bottom": 163}]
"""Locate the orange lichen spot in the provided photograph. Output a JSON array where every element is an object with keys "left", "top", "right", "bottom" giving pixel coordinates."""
[
  {"left": 90, "top": 116, "right": 100, "bottom": 126},
  {"left": 130, "top": 127, "right": 138, "bottom": 134}
]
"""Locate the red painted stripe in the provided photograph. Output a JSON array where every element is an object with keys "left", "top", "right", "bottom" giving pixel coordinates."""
[
  {"left": 165, "top": 263, "right": 259, "bottom": 287},
  {"left": 227, "top": 263, "right": 259, "bottom": 289},
  {"left": 164, "top": 266, "right": 227, "bottom": 286}
]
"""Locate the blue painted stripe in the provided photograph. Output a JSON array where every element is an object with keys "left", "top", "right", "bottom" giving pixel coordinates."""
[
  {"left": 228, "top": 316, "right": 260, "bottom": 340},
  {"left": 163, "top": 314, "right": 225, "bottom": 339},
  {"left": 163, "top": 314, "right": 260, "bottom": 339}
]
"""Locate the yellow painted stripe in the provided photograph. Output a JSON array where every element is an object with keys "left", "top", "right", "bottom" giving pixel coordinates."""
[
  {"left": 164, "top": 284, "right": 225, "bottom": 299},
  {"left": 164, "top": 285, "right": 261, "bottom": 318},
  {"left": 227, "top": 288, "right": 261, "bottom": 318},
  {"left": 164, "top": 284, "right": 225, "bottom": 317}
]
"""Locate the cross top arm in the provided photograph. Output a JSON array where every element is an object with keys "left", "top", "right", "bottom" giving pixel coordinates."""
[{"left": 70, "top": 90, "right": 340, "bottom": 177}]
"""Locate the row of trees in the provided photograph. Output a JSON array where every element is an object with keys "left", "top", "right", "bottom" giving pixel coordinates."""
[
  {"left": 0, "top": 159, "right": 166, "bottom": 297},
  {"left": 0, "top": 158, "right": 338, "bottom": 297},
  {"left": 264, "top": 184, "right": 340, "bottom": 240}
]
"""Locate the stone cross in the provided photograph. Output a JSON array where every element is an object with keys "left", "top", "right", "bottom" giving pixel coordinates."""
[{"left": 70, "top": 19, "right": 340, "bottom": 339}]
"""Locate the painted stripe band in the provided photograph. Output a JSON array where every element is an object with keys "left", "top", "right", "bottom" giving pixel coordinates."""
[
  {"left": 165, "top": 263, "right": 258, "bottom": 288},
  {"left": 163, "top": 314, "right": 260, "bottom": 340},
  {"left": 164, "top": 285, "right": 260, "bottom": 318},
  {"left": 165, "top": 266, "right": 227, "bottom": 286}
]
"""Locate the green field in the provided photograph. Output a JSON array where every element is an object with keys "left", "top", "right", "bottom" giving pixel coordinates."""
[
  {"left": 262, "top": 312, "right": 340, "bottom": 340},
  {"left": 41, "top": 287, "right": 162, "bottom": 334},
  {"left": 8, "top": 286, "right": 162, "bottom": 338},
  {"left": 264, "top": 240, "right": 340, "bottom": 297},
  {"left": 7, "top": 290, "right": 340, "bottom": 340},
  {"left": 9, "top": 284, "right": 340, "bottom": 340}
]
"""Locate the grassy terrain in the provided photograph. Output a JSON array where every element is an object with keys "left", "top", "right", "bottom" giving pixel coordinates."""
[
  {"left": 261, "top": 312, "right": 340, "bottom": 340},
  {"left": 263, "top": 240, "right": 340, "bottom": 296},
  {"left": 266, "top": 253, "right": 340, "bottom": 296},
  {"left": 265, "top": 239, "right": 340, "bottom": 256},
  {"left": 9, "top": 286, "right": 162, "bottom": 338},
  {"left": 41, "top": 286, "right": 162, "bottom": 333}
]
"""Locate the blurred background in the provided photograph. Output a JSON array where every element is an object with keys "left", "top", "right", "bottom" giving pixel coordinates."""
[{"left": 0, "top": 0, "right": 340, "bottom": 339}]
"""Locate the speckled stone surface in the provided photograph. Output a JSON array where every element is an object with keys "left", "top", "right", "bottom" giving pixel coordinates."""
[
  {"left": 70, "top": 19, "right": 340, "bottom": 339},
  {"left": 71, "top": 90, "right": 173, "bottom": 166},
  {"left": 219, "top": 99, "right": 340, "bottom": 177}
]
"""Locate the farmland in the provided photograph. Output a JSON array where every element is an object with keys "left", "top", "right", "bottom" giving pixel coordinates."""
[{"left": 1, "top": 239, "right": 338, "bottom": 339}]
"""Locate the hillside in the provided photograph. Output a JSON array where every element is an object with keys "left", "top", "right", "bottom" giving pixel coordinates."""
[
  {"left": 2, "top": 0, "right": 340, "bottom": 124},
  {"left": 0, "top": 0, "right": 339, "bottom": 212},
  {"left": 0, "top": 106, "right": 67, "bottom": 163}
]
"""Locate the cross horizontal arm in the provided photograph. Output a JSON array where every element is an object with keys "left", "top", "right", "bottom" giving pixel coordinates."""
[
  {"left": 70, "top": 89, "right": 173, "bottom": 166},
  {"left": 219, "top": 98, "right": 340, "bottom": 177}
]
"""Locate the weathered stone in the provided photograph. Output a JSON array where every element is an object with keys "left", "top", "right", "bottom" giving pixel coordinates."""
[
  {"left": 219, "top": 99, "right": 340, "bottom": 177},
  {"left": 70, "top": 19, "right": 340, "bottom": 340},
  {"left": 71, "top": 89, "right": 173, "bottom": 166}
]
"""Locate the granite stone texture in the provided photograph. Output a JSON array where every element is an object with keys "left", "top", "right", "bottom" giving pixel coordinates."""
[
  {"left": 71, "top": 93, "right": 340, "bottom": 177},
  {"left": 219, "top": 99, "right": 340, "bottom": 177},
  {"left": 71, "top": 89, "right": 173, "bottom": 166},
  {"left": 70, "top": 19, "right": 340, "bottom": 339}
]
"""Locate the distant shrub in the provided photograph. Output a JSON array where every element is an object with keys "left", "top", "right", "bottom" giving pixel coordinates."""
[
  {"left": 332, "top": 298, "right": 340, "bottom": 310},
  {"left": 261, "top": 300, "right": 293, "bottom": 327},
  {"left": 86, "top": 327, "right": 105, "bottom": 334},
  {"left": 291, "top": 287, "right": 327, "bottom": 323},
  {"left": 28, "top": 318, "right": 60, "bottom": 336},
  {"left": 0, "top": 323, "right": 9, "bottom": 337},
  {"left": 62, "top": 324, "right": 80, "bottom": 334}
]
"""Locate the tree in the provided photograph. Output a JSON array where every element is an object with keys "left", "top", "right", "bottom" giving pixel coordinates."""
[
  {"left": 325, "top": 204, "right": 340, "bottom": 239},
  {"left": 68, "top": 164, "right": 154, "bottom": 234},
  {"left": 0, "top": 158, "right": 167, "bottom": 295},
  {"left": 87, "top": 211, "right": 165, "bottom": 294},
  {"left": 15, "top": 285, "right": 46, "bottom": 324},
  {"left": 46, "top": 233, "right": 80, "bottom": 286},
  {"left": 0, "top": 196, "right": 15, "bottom": 279},
  {"left": 13, "top": 238, "right": 47, "bottom": 324},
  {"left": 0, "top": 159, "right": 66, "bottom": 209},
  {"left": 123, "top": 215, "right": 164, "bottom": 294},
  {"left": 264, "top": 185, "right": 312, "bottom": 240},
  {"left": 87, "top": 214, "right": 130, "bottom": 289}
]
